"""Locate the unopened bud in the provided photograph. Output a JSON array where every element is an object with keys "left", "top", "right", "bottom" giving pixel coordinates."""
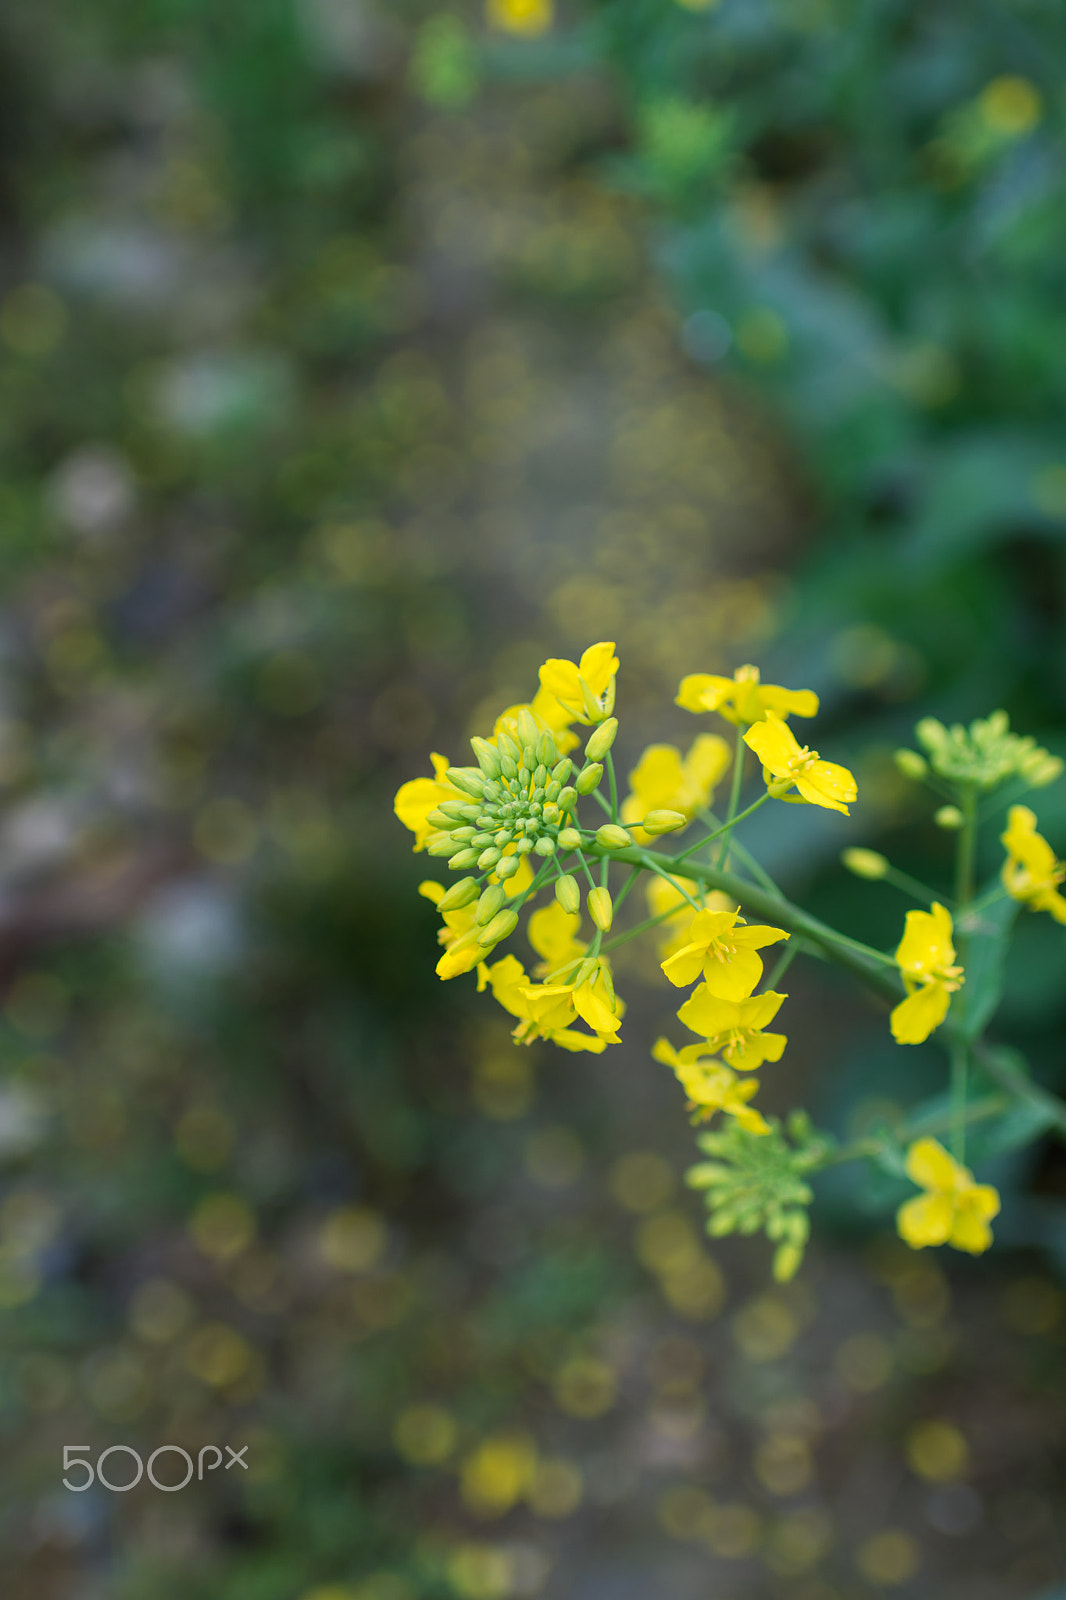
[
  {"left": 427, "top": 835, "right": 457, "bottom": 857},
  {"left": 841, "top": 847, "right": 888, "bottom": 880},
  {"left": 935, "top": 805, "right": 963, "bottom": 830},
  {"left": 587, "top": 886, "right": 613, "bottom": 931},
  {"left": 585, "top": 718, "right": 618, "bottom": 762},
  {"left": 576, "top": 762, "right": 603, "bottom": 795},
  {"left": 557, "top": 827, "right": 581, "bottom": 850},
  {"left": 552, "top": 758, "right": 573, "bottom": 784},
  {"left": 438, "top": 877, "right": 479, "bottom": 911},
  {"left": 516, "top": 708, "right": 539, "bottom": 750},
  {"left": 477, "top": 846, "right": 502, "bottom": 870},
  {"left": 477, "top": 908, "right": 519, "bottom": 947},
  {"left": 470, "top": 737, "right": 501, "bottom": 778},
  {"left": 448, "top": 848, "right": 480, "bottom": 870},
  {"left": 495, "top": 853, "right": 521, "bottom": 879},
  {"left": 537, "top": 732, "right": 558, "bottom": 767},
  {"left": 557, "top": 786, "right": 577, "bottom": 810},
  {"left": 534, "top": 836, "right": 557, "bottom": 856},
  {"left": 595, "top": 824, "right": 632, "bottom": 851},
  {"left": 555, "top": 874, "right": 580, "bottom": 915},
  {"left": 894, "top": 748, "right": 928, "bottom": 781},
  {"left": 476, "top": 884, "right": 507, "bottom": 924},
  {"left": 1021, "top": 751, "right": 1064, "bottom": 787},
  {"left": 641, "top": 809, "right": 687, "bottom": 835},
  {"left": 573, "top": 957, "right": 598, "bottom": 988},
  {"left": 496, "top": 733, "right": 520, "bottom": 763},
  {"left": 500, "top": 755, "right": 518, "bottom": 781},
  {"left": 446, "top": 767, "right": 485, "bottom": 797}
]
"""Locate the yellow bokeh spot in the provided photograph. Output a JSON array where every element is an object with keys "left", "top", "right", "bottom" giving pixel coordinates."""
[
  {"left": 732, "top": 1293, "right": 799, "bottom": 1363},
  {"left": 706, "top": 1502, "right": 761, "bottom": 1559},
  {"left": 184, "top": 1321, "right": 256, "bottom": 1388},
  {"left": 528, "top": 1458, "right": 583, "bottom": 1517},
  {"left": 393, "top": 1402, "right": 456, "bottom": 1465},
  {"left": 485, "top": 0, "right": 552, "bottom": 37},
  {"left": 978, "top": 75, "right": 1041, "bottom": 136},
  {"left": 834, "top": 1331, "right": 893, "bottom": 1392},
  {"left": 609, "top": 1150, "right": 675, "bottom": 1212},
  {"left": 189, "top": 1192, "right": 256, "bottom": 1261},
  {"left": 764, "top": 1507, "right": 834, "bottom": 1575},
  {"left": 657, "top": 1483, "right": 715, "bottom": 1540},
  {"left": 906, "top": 1418, "right": 968, "bottom": 1482},
  {"left": 754, "top": 1434, "right": 813, "bottom": 1496},
  {"left": 856, "top": 1529, "right": 920, "bottom": 1586},
  {"left": 128, "top": 1277, "right": 194, "bottom": 1343},
  {"left": 320, "top": 1206, "right": 387, "bottom": 1273},
  {"left": 1032, "top": 464, "right": 1066, "bottom": 518},
  {"left": 446, "top": 1543, "right": 514, "bottom": 1600},
  {"left": 460, "top": 1433, "right": 537, "bottom": 1517},
  {"left": 552, "top": 1356, "right": 616, "bottom": 1419},
  {"left": 736, "top": 307, "right": 788, "bottom": 364}
]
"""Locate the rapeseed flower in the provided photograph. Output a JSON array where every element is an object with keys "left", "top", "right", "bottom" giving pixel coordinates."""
[
  {"left": 1001, "top": 805, "right": 1066, "bottom": 923},
  {"left": 661, "top": 909, "right": 788, "bottom": 999},
  {"left": 890, "top": 902, "right": 963, "bottom": 1044},
  {"left": 482, "top": 954, "right": 610, "bottom": 1052},
  {"left": 527, "top": 900, "right": 586, "bottom": 977},
  {"left": 897, "top": 1137, "right": 1000, "bottom": 1255},
  {"left": 645, "top": 875, "right": 735, "bottom": 960},
  {"left": 676, "top": 986, "right": 788, "bottom": 1070},
  {"left": 653, "top": 1038, "right": 770, "bottom": 1133},
  {"left": 744, "top": 711, "right": 857, "bottom": 814},
  {"left": 395, "top": 753, "right": 467, "bottom": 851},
  {"left": 486, "top": 0, "right": 553, "bottom": 35},
  {"left": 677, "top": 665, "right": 818, "bottom": 726},
  {"left": 522, "top": 957, "right": 623, "bottom": 1046},
  {"left": 620, "top": 734, "right": 731, "bottom": 843},
  {"left": 419, "top": 880, "right": 485, "bottom": 981},
  {"left": 538, "top": 642, "right": 618, "bottom": 726},
  {"left": 494, "top": 689, "right": 579, "bottom": 754}
]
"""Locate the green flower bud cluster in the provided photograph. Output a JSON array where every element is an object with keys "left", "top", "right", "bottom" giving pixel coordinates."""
[
  {"left": 425, "top": 710, "right": 579, "bottom": 873},
  {"left": 902, "top": 711, "right": 1063, "bottom": 792},
  {"left": 685, "top": 1112, "right": 832, "bottom": 1282}
]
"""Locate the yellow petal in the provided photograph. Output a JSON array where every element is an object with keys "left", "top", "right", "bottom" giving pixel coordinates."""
[
  {"left": 676, "top": 984, "right": 736, "bottom": 1038},
  {"left": 418, "top": 880, "right": 445, "bottom": 906},
  {"left": 627, "top": 744, "right": 685, "bottom": 811},
  {"left": 549, "top": 1027, "right": 609, "bottom": 1053},
  {"left": 904, "top": 1137, "right": 966, "bottom": 1194},
  {"left": 699, "top": 946, "right": 764, "bottom": 1001},
  {"left": 436, "top": 932, "right": 483, "bottom": 980},
  {"left": 890, "top": 982, "right": 951, "bottom": 1044},
  {"left": 680, "top": 733, "right": 732, "bottom": 805},
  {"left": 676, "top": 673, "right": 727, "bottom": 713},
  {"left": 795, "top": 759, "right": 856, "bottom": 814},
  {"left": 394, "top": 776, "right": 446, "bottom": 849},
  {"left": 948, "top": 1203, "right": 995, "bottom": 1254},
  {"left": 661, "top": 942, "right": 710, "bottom": 989},
  {"left": 759, "top": 685, "right": 820, "bottom": 720},
  {"left": 897, "top": 1192, "right": 954, "bottom": 1248},
  {"left": 527, "top": 902, "right": 585, "bottom": 966},
  {"left": 577, "top": 641, "right": 619, "bottom": 696},
  {"left": 743, "top": 711, "right": 799, "bottom": 777}
]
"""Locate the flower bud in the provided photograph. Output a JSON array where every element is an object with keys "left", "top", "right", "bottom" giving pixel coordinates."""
[
  {"left": 448, "top": 848, "right": 480, "bottom": 870},
  {"left": 557, "top": 827, "right": 581, "bottom": 850},
  {"left": 595, "top": 824, "right": 632, "bottom": 851},
  {"left": 934, "top": 805, "right": 964, "bottom": 830},
  {"left": 495, "top": 853, "right": 521, "bottom": 878},
  {"left": 841, "top": 847, "right": 888, "bottom": 880},
  {"left": 496, "top": 733, "right": 520, "bottom": 763},
  {"left": 576, "top": 762, "right": 603, "bottom": 795},
  {"left": 537, "top": 732, "right": 558, "bottom": 767},
  {"left": 427, "top": 835, "right": 457, "bottom": 857},
  {"left": 587, "top": 886, "right": 613, "bottom": 931},
  {"left": 555, "top": 874, "right": 580, "bottom": 915},
  {"left": 500, "top": 755, "right": 518, "bottom": 781},
  {"left": 477, "top": 846, "right": 502, "bottom": 870},
  {"left": 477, "top": 908, "right": 519, "bottom": 948},
  {"left": 476, "top": 884, "right": 507, "bottom": 924},
  {"left": 585, "top": 718, "right": 618, "bottom": 762},
  {"left": 641, "top": 809, "right": 687, "bottom": 835},
  {"left": 894, "top": 748, "right": 928, "bottom": 781},
  {"left": 470, "top": 737, "right": 501, "bottom": 778},
  {"left": 425, "top": 808, "right": 456, "bottom": 829},
  {"left": 516, "top": 708, "right": 539, "bottom": 750},
  {"left": 534, "top": 836, "right": 557, "bottom": 856},
  {"left": 557, "top": 786, "right": 577, "bottom": 810},
  {"left": 446, "top": 767, "right": 486, "bottom": 797},
  {"left": 516, "top": 837, "right": 534, "bottom": 854},
  {"left": 1021, "top": 751, "right": 1064, "bottom": 787},
  {"left": 437, "top": 877, "right": 479, "bottom": 911},
  {"left": 552, "top": 758, "right": 573, "bottom": 784}
]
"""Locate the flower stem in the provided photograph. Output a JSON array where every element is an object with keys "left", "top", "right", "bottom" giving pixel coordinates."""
[
  {"left": 762, "top": 940, "right": 801, "bottom": 993},
  {"left": 697, "top": 808, "right": 782, "bottom": 897},
  {"left": 882, "top": 865, "right": 951, "bottom": 908},
  {"left": 640, "top": 853, "right": 703, "bottom": 911},
  {"left": 606, "top": 751, "right": 619, "bottom": 823},
  {"left": 951, "top": 1041, "right": 969, "bottom": 1163},
  {"left": 716, "top": 722, "right": 747, "bottom": 870},
  {"left": 675, "top": 793, "right": 771, "bottom": 862},
  {"left": 955, "top": 785, "right": 978, "bottom": 906}
]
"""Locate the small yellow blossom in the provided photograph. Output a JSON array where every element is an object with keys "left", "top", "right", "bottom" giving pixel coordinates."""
[
  {"left": 676, "top": 986, "right": 788, "bottom": 1071},
  {"left": 483, "top": 954, "right": 609, "bottom": 1053},
  {"left": 645, "top": 875, "right": 735, "bottom": 960},
  {"left": 661, "top": 908, "right": 788, "bottom": 999},
  {"left": 486, "top": 0, "right": 553, "bottom": 36},
  {"left": 677, "top": 665, "right": 818, "bottom": 727},
  {"left": 620, "top": 734, "right": 731, "bottom": 843},
  {"left": 522, "top": 959, "right": 623, "bottom": 1046},
  {"left": 897, "top": 1137, "right": 1000, "bottom": 1255},
  {"left": 539, "top": 642, "right": 618, "bottom": 727},
  {"left": 527, "top": 901, "right": 586, "bottom": 977},
  {"left": 744, "top": 711, "right": 857, "bottom": 814},
  {"left": 653, "top": 1038, "right": 769, "bottom": 1133},
  {"left": 890, "top": 902, "right": 963, "bottom": 1045},
  {"left": 1001, "top": 805, "right": 1066, "bottom": 923},
  {"left": 394, "top": 753, "right": 465, "bottom": 851}
]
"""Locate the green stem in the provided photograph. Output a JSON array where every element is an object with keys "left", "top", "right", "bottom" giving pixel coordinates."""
[
  {"left": 675, "top": 793, "right": 771, "bottom": 862},
  {"left": 715, "top": 722, "right": 747, "bottom": 870},
  {"left": 822, "top": 1094, "right": 1007, "bottom": 1169},
  {"left": 951, "top": 1040, "right": 969, "bottom": 1163},
  {"left": 612, "top": 865, "right": 640, "bottom": 916},
  {"left": 696, "top": 808, "right": 783, "bottom": 898},
  {"left": 574, "top": 850, "right": 598, "bottom": 893},
  {"left": 591, "top": 789, "right": 613, "bottom": 816},
  {"left": 606, "top": 751, "right": 619, "bottom": 823},
  {"left": 882, "top": 865, "right": 951, "bottom": 908},
  {"left": 641, "top": 853, "right": 703, "bottom": 911},
  {"left": 955, "top": 785, "right": 978, "bottom": 906},
  {"left": 600, "top": 904, "right": 680, "bottom": 953},
  {"left": 762, "top": 940, "right": 801, "bottom": 994}
]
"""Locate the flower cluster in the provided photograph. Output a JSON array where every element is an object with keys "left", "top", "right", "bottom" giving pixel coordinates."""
[
  {"left": 897, "top": 710, "right": 1062, "bottom": 791},
  {"left": 1001, "top": 805, "right": 1066, "bottom": 923}
]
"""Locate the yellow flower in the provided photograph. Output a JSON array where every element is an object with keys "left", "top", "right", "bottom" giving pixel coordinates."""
[
  {"left": 394, "top": 753, "right": 465, "bottom": 851},
  {"left": 486, "top": 0, "right": 553, "bottom": 35},
  {"left": 897, "top": 1137, "right": 1000, "bottom": 1255},
  {"left": 419, "top": 881, "right": 486, "bottom": 981},
  {"left": 1001, "top": 805, "right": 1066, "bottom": 923},
  {"left": 493, "top": 688, "right": 579, "bottom": 755},
  {"left": 620, "top": 734, "right": 731, "bottom": 843},
  {"left": 527, "top": 900, "right": 586, "bottom": 977},
  {"left": 890, "top": 902, "right": 963, "bottom": 1045},
  {"left": 677, "top": 664, "right": 818, "bottom": 727},
  {"left": 676, "top": 986, "right": 788, "bottom": 1070},
  {"left": 744, "top": 711, "right": 857, "bottom": 815},
  {"left": 653, "top": 1038, "right": 769, "bottom": 1133},
  {"left": 661, "top": 908, "right": 788, "bottom": 999},
  {"left": 538, "top": 642, "right": 618, "bottom": 727},
  {"left": 646, "top": 875, "right": 735, "bottom": 959},
  {"left": 521, "top": 958, "right": 623, "bottom": 1046}
]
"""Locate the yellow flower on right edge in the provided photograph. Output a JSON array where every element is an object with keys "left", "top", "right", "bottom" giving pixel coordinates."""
[
  {"left": 890, "top": 902, "right": 964, "bottom": 1045},
  {"left": 1001, "top": 804, "right": 1066, "bottom": 923},
  {"left": 897, "top": 1137, "right": 1000, "bottom": 1255}
]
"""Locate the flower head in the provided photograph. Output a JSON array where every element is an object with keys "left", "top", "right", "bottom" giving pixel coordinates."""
[
  {"left": 897, "top": 1137, "right": 1000, "bottom": 1255},
  {"left": 915, "top": 711, "right": 1062, "bottom": 791},
  {"left": 486, "top": 0, "right": 553, "bottom": 35},
  {"left": 1001, "top": 805, "right": 1066, "bottom": 923},
  {"left": 520, "top": 955, "right": 624, "bottom": 1047},
  {"left": 661, "top": 908, "right": 788, "bottom": 999},
  {"left": 676, "top": 986, "right": 788, "bottom": 1071},
  {"left": 653, "top": 1038, "right": 770, "bottom": 1133},
  {"left": 744, "top": 712, "right": 856, "bottom": 814},
  {"left": 494, "top": 689, "right": 579, "bottom": 755},
  {"left": 620, "top": 734, "right": 731, "bottom": 843},
  {"left": 538, "top": 642, "right": 618, "bottom": 726},
  {"left": 482, "top": 953, "right": 612, "bottom": 1053},
  {"left": 677, "top": 665, "right": 818, "bottom": 727},
  {"left": 645, "top": 875, "right": 735, "bottom": 960},
  {"left": 419, "top": 880, "right": 485, "bottom": 980},
  {"left": 890, "top": 902, "right": 963, "bottom": 1044}
]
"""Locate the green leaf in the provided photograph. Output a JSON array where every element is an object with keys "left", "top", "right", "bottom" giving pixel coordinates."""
[{"left": 952, "top": 892, "right": 1019, "bottom": 1041}]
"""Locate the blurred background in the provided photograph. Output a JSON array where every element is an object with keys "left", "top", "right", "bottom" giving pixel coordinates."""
[{"left": 0, "top": 0, "right": 1065, "bottom": 1596}]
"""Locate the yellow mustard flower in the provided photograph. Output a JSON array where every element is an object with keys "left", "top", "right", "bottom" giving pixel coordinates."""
[
  {"left": 677, "top": 664, "right": 818, "bottom": 727},
  {"left": 538, "top": 641, "right": 618, "bottom": 727},
  {"left": 676, "top": 985, "right": 788, "bottom": 1070},
  {"left": 395, "top": 753, "right": 465, "bottom": 852},
  {"left": 620, "top": 734, "right": 731, "bottom": 843},
  {"left": 1001, "top": 805, "right": 1066, "bottom": 923},
  {"left": 522, "top": 957, "right": 623, "bottom": 1046},
  {"left": 744, "top": 710, "right": 857, "bottom": 814},
  {"left": 419, "top": 881, "right": 486, "bottom": 981},
  {"left": 653, "top": 1038, "right": 769, "bottom": 1133},
  {"left": 645, "top": 875, "right": 735, "bottom": 960},
  {"left": 493, "top": 688, "right": 579, "bottom": 755},
  {"left": 897, "top": 1137, "right": 1000, "bottom": 1255},
  {"left": 480, "top": 953, "right": 604, "bottom": 1052},
  {"left": 486, "top": 0, "right": 553, "bottom": 36},
  {"left": 890, "top": 902, "right": 963, "bottom": 1045},
  {"left": 527, "top": 900, "right": 586, "bottom": 977},
  {"left": 661, "top": 908, "right": 788, "bottom": 999}
]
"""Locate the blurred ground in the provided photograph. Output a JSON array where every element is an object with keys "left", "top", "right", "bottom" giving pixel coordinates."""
[{"left": 0, "top": 4, "right": 1062, "bottom": 1600}]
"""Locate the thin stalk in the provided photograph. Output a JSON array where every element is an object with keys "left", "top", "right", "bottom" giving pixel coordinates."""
[
  {"left": 591, "top": 789, "right": 613, "bottom": 816},
  {"left": 715, "top": 722, "right": 747, "bottom": 870},
  {"left": 600, "top": 905, "right": 680, "bottom": 953},
  {"left": 640, "top": 853, "right": 703, "bottom": 912},
  {"left": 762, "top": 940, "right": 801, "bottom": 994},
  {"left": 955, "top": 785, "right": 978, "bottom": 906},
  {"left": 881, "top": 865, "right": 951, "bottom": 908},
  {"left": 612, "top": 865, "right": 640, "bottom": 916},
  {"left": 675, "top": 793, "right": 771, "bottom": 862},
  {"left": 574, "top": 850, "right": 599, "bottom": 893},
  {"left": 606, "top": 751, "right": 619, "bottom": 823},
  {"left": 951, "top": 1041, "right": 969, "bottom": 1163},
  {"left": 697, "top": 808, "right": 783, "bottom": 898},
  {"left": 821, "top": 1094, "right": 1007, "bottom": 1170}
]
